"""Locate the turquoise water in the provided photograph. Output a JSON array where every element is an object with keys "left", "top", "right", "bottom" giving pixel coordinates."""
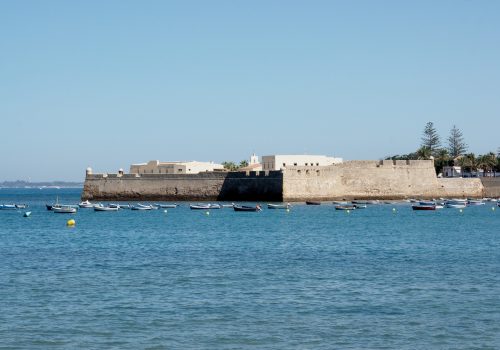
[{"left": 1, "top": 188, "right": 499, "bottom": 349}]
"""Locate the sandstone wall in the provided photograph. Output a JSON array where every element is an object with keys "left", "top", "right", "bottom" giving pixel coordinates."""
[
  {"left": 481, "top": 177, "right": 500, "bottom": 198},
  {"left": 82, "top": 171, "right": 283, "bottom": 201},
  {"left": 282, "top": 160, "right": 483, "bottom": 200}
]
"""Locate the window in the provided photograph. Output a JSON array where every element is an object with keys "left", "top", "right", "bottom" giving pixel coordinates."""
[
  {"left": 305, "top": 163, "right": 308, "bottom": 166},
  {"left": 316, "top": 163, "right": 319, "bottom": 166},
  {"left": 294, "top": 163, "right": 297, "bottom": 166},
  {"left": 283, "top": 163, "right": 286, "bottom": 167}
]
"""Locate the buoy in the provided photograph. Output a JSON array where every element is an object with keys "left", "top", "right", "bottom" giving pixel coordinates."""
[
  {"left": 346, "top": 210, "right": 350, "bottom": 214},
  {"left": 164, "top": 209, "right": 168, "bottom": 214},
  {"left": 286, "top": 208, "right": 290, "bottom": 213},
  {"left": 205, "top": 211, "right": 210, "bottom": 216},
  {"left": 67, "top": 219, "right": 76, "bottom": 227},
  {"left": 492, "top": 207, "right": 496, "bottom": 211},
  {"left": 392, "top": 208, "right": 396, "bottom": 212},
  {"left": 23, "top": 211, "right": 31, "bottom": 217},
  {"left": 459, "top": 209, "right": 463, "bottom": 213}
]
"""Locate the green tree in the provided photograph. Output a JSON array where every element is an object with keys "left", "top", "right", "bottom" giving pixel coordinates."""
[
  {"left": 434, "top": 148, "right": 450, "bottom": 175},
  {"left": 221, "top": 161, "right": 238, "bottom": 171},
  {"left": 416, "top": 146, "right": 432, "bottom": 160},
  {"left": 421, "top": 122, "right": 441, "bottom": 156},
  {"left": 457, "top": 153, "right": 477, "bottom": 175},
  {"left": 239, "top": 160, "right": 249, "bottom": 168},
  {"left": 477, "top": 152, "right": 497, "bottom": 177},
  {"left": 447, "top": 125, "right": 467, "bottom": 158}
]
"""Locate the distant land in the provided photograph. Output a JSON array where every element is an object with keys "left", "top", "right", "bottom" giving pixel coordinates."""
[{"left": 0, "top": 180, "right": 83, "bottom": 188}]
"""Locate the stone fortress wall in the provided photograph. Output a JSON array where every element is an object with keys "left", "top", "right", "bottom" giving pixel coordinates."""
[
  {"left": 282, "top": 160, "right": 483, "bottom": 200},
  {"left": 82, "top": 160, "right": 485, "bottom": 201},
  {"left": 82, "top": 171, "right": 283, "bottom": 201}
]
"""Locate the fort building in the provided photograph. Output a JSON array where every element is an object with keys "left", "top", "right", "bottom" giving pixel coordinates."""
[
  {"left": 261, "top": 154, "right": 343, "bottom": 171},
  {"left": 129, "top": 160, "right": 224, "bottom": 175}
]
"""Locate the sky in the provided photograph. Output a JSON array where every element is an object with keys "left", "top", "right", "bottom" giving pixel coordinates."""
[{"left": 1, "top": 0, "right": 499, "bottom": 181}]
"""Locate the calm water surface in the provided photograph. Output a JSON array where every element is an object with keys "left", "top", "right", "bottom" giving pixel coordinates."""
[{"left": 1, "top": 188, "right": 499, "bottom": 349}]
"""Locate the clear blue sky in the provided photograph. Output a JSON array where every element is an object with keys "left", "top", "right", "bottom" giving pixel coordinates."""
[{"left": 1, "top": 0, "right": 499, "bottom": 181}]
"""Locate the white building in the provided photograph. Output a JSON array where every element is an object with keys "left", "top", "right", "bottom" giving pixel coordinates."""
[
  {"left": 239, "top": 153, "right": 263, "bottom": 172},
  {"left": 261, "top": 155, "right": 343, "bottom": 171},
  {"left": 130, "top": 160, "right": 224, "bottom": 175},
  {"left": 442, "top": 166, "right": 462, "bottom": 178}
]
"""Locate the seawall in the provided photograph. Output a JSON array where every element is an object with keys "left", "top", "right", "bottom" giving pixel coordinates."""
[
  {"left": 82, "top": 160, "right": 485, "bottom": 201},
  {"left": 481, "top": 177, "right": 500, "bottom": 198},
  {"left": 282, "top": 160, "right": 484, "bottom": 200},
  {"left": 82, "top": 171, "right": 283, "bottom": 201}
]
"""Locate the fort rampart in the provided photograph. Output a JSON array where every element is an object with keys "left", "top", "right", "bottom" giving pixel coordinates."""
[{"left": 82, "top": 160, "right": 485, "bottom": 201}]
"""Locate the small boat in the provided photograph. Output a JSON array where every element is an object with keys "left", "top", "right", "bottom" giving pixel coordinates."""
[
  {"left": 79, "top": 200, "right": 94, "bottom": 208},
  {"left": 0, "top": 204, "right": 17, "bottom": 210},
  {"left": 190, "top": 204, "right": 211, "bottom": 210},
  {"left": 154, "top": 203, "right": 179, "bottom": 208},
  {"left": 190, "top": 203, "right": 221, "bottom": 210},
  {"left": 267, "top": 203, "right": 291, "bottom": 209},
  {"left": 335, "top": 205, "right": 356, "bottom": 210},
  {"left": 467, "top": 200, "right": 485, "bottom": 206},
  {"left": 15, "top": 204, "right": 28, "bottom": 209},
  {"left": 131, "top": 204, "right": 154, "bottom": 210},
  {"left": 110, "top": 204, "right": 130, "bottom": 209},
  {"left": 222, "top": 203, "right": 235, "bottom": 208},
  {"left": 306, "top": 201, "right": 321, "bottom": 205},
  {"left": 52, "top": 206, "right": 77, "bottom": 214},
  {"left": 233, "top": 205, "right": 262, "bottom": 212},
  {"left": 446, "top": 203, "right": 467, "bottom": 209},
  {"left": 419, "top": 201, "right": 436, "bottom": 206},
  {"left": 94, "top": 206, "right": 119, "bottom": 212},
  {"left": 412, "top": 205, "right": 436, "bottom": 211},
  {"left": 353, "top": 204, "right": 367, "bottom": 209},
  {"left": 332, "top": 201, "right": 349, "bottom": 205}
]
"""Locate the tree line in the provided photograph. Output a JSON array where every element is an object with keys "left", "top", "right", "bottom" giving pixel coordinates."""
[
  {"left": 221, "top": 160, "right": 249, "bottom": 171},
  {"left": 387, "top": 122, "right": 500, "bottom": 176}
]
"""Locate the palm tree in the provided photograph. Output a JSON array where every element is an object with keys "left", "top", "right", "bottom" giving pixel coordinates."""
[
  {"left": 434, "top": 149, "right": 450, "bottom": 175},
  {"left": 458, "top": 153, "right": 477, "bottom": 176},
  {"left": 478, "top": 152, "right": 497, "bottom": 177},
  {"left": 416, "top": 146, "right": 432, "bottom": 160}
]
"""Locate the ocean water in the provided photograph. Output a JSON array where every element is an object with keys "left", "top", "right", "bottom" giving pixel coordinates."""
[{"left": 1, "top": 188, "right": 499, "bottom": 349}]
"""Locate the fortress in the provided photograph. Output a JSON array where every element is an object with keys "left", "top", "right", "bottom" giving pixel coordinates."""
[{"left": 82, "top": 160, "right": 495, "bottom": 201}]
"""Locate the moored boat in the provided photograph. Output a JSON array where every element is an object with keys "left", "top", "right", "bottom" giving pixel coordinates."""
[
  {"left": 190, "top": 203, "right": 221, "bottom": 210},
  {"left": 79, "top": 200, "right": 94, "bottom": 208},
  {"left": 233, "top": 205, "right": 262, "bottom": 212},
  {"left": 52, "top": 206, "right": 77, "bottom": 214},
  {"left": 353, "top": 204, "right": 367, "bottom": 209},
  {"left": 0, "top": 204, "right": 17, "bottom": 210},
  {"left": 267, "top": 203, "right": 291, "bottom": 209},
  {"left": 467, "top": 200, "right": 485, "bottom": 206},
  {"left": 131, "top": 203, "right": 154, "bottom": 210},
  {"left": 155, "top": 203, "right": 179, "bottom": 208},
  {"left": 412, "top": 204, "right": 436, "bottom": 211},
  {"left": 306, "top": 201, "right": 321, "bottom": 205},
  {"left": 446, "top": 203, "right": 467, "bottom": 209},
  {"left": 335, "top": 205, "right": 356, "bottom": 210},
  {"left": 94, "top": 206, "right": 119, "bottom": 212}
]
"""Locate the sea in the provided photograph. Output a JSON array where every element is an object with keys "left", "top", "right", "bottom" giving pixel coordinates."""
[{"left": 0, "top": 188, "right": 499, "bottom": 349}]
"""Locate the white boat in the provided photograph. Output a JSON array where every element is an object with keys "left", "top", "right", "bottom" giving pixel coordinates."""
[
  {"left": 53, "top": 206, "right": 77, "bottom": 214},
  {"left": 0, "top": 204, "right": 17, "bottom": 210},
  {"left": 190, "top": 203, "right": 221, "bottom": 210},
  {"left": 155, "top": 203, "right": 179, "bottom": 208},
  {"left": 221, "top": 203, "right": 235, "bottom": 208},
  {"left": 467, "top": 200, "right": 485, "bottom": 206},
  {"left": 267, "top": 203, "right": 291, "bottom": 209},
  {"left": 446, "top": 203, "right": 467, "bottom": 209},
  {"left": 94, "top": 206, "right": 119, "bottom": 212},
  {"left": 131, "top": 203, "right": 154, "bottom": 210},
  {"left": 79, "top": 200, "right": 94, "bottom": 208}
]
